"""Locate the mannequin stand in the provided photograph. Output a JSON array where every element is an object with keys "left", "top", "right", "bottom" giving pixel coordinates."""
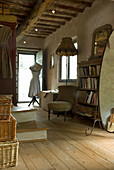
[{"left": 28, "top": 96, "right": 39, "bottom": 107}]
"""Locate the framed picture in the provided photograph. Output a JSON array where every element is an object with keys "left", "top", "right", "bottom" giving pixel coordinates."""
[{"left": 50, "top": 54, "right": 54, "bottom": 69}]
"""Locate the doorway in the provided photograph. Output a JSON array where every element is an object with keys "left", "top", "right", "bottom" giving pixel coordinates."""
[
  {"left": 18, "top": 53, "right": 35, "bottom": 102},
  {"left": 17, "top": 50, "right": 43, "bottom": 103}
]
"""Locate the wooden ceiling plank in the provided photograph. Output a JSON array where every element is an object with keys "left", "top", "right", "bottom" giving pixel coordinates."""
[
  {"left": 55, "top": 0, "right": 92, "bottom": 7},
  {"left": 44, "top": 10, "right": 76, "bottom": 17},
  {"left": 10, "top": 9, "right": 28, "bottom": 16},
  {"left": 29, "top": 31, "right": 50, "bottom": 35},
  {"left": 34, "top": 23, "right": 60, "bottom": 29},
  {"left": 31, "top": 27, "right": 56, "bottom": 31},
  {"left": 26, "top": 33, "right": 47, "bottom": 38},
  {"left": 0, "top": 0, "right": 35, "bottom": 8},
  {"left": 30, "top": 29, "right": 53, "bottom": 34},
  {"left": 16, "top": 0, "right": 55, "bottom": 42},
  {"left": 16, "top": 16, "right": 26, "bottom": 21},
  {"left": 39, "top": 16, "right": 66, "bottom": 23},
  {"left": 10, "top": 5, "right": 32, "bottom": 12},
  {"left": 47, "top": 6, "right": 81, "bottom": 14},
  {"left": 42, "top": 14, "right": 71, "bottom": 21},
  {"left": 52, "top": 4, "right": 84, "bottom": 13},
  {"left": 36, "top": 20, "right": 62, "bottom": 26},
  {"left": 37, "top": 19, "right": 65, "bottom": 25}
]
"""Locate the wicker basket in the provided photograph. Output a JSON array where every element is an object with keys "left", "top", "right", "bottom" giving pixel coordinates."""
[
  {"left": 0, "top": 115, "right": 16, "bottom": 141},
  {"left": 0, "top": 140, "right": 19, "bottom": 168},
  {"left": 0, "top": 98, "right": 12, "bottom": 120}
]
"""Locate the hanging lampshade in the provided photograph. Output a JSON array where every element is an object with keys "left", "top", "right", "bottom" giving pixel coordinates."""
[{"left": 56, "top": 37, "right": 78, "bottom": 56}]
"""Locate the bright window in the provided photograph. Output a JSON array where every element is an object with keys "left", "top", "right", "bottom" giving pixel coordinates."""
[{"left": 60, "top": 42, "right": 78, "bottom": 81}]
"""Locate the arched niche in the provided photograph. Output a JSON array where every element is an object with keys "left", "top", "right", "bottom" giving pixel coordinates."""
[{"left": 99, "top": 30, "right": 114, "bottom": 130}]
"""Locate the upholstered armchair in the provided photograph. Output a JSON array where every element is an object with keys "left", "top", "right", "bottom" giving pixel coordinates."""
[{"left": 48, "top": 85, "right": 77, "bottom": 121}]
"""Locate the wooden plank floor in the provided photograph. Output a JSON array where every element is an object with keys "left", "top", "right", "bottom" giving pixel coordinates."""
[{"left": 6, "top": 108, "right": 114, "bottom": 170}]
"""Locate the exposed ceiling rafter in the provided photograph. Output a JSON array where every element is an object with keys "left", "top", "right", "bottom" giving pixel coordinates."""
[
  {"left": 16, "top": 0, "right": 54, "bottom": 42},
  {"left": 0, "top": 0, "right": 96, "bottom": 40}
]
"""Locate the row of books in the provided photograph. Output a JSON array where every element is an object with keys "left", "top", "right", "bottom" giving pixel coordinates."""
[
  {"left": 79, "top": 65, "right": 100, "bottom": 76},
  {"left": 85, "top": 91, "right": 98, "bottom": 105},
  {"left": 80, "top": 78, "right": 98, "bottom": 89}
]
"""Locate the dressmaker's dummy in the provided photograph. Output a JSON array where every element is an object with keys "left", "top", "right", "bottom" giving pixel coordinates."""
[{"left": 28, "top": 62, "right": 42, "bottom": 106}]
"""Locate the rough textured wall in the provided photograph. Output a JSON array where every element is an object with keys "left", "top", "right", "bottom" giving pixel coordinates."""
[{"left": 44, "top": 0, "right": 114, "bottom": 90}]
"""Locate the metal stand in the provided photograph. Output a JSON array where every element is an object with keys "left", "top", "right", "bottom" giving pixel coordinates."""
[
  {"left": 28, "top": 96, "right": 39, "bottom": 107},
  {"left": 85, "top": 118, "right": 102, "bottom": 136}
]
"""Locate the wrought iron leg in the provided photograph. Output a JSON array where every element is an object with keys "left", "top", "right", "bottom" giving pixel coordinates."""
[
  {"left": 28, "top": 96, "right": 39, "bottom": 107},
  {"left": 85, "top": 119, "right": 102, "bottom": 136}
]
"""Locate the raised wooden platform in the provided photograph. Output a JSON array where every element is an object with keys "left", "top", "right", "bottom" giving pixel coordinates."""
[
  {"left": 16, "top": 120, "right": 48, "bottom": 142},
  {"left": 11, "top": 105, "right": 48, "bottom": 142}
]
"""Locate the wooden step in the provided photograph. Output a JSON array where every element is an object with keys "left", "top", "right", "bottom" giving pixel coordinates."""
[
  {"left": 17, "top": 128, "right": 48, "bottom": 142},
  {"left": 16, "top": 120, "right": 48, "bottom": 142},
  {"left": 11, "top": 110, "right": 37, "bottom": 123}
]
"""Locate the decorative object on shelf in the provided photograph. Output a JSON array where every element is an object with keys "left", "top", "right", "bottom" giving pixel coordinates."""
[
  {"left": 90, "top": 24, "right": 112, "bottom": 60},
  {"left": 50, "top": 54, "right": 54, "bottom": 69},
  {"left": 56, "top": 37, "right": 78, "bottom": 85}
]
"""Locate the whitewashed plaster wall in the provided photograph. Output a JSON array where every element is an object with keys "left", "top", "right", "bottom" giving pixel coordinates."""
[{"left": 44, "top": 0, "right": 114, "bottom": 90}]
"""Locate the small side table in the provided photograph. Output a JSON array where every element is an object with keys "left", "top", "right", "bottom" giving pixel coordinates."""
[{"left": 40, "top": 90, "right": 58, "bottom": 111}]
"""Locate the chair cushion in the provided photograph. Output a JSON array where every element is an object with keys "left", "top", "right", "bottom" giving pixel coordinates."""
[{"left": 48, "top": 101, "right": 72, "bottom": 112}]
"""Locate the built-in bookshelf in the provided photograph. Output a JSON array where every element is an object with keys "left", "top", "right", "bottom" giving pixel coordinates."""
[{"left": 77, "top": 58, "right": 102, "bottom": 118}]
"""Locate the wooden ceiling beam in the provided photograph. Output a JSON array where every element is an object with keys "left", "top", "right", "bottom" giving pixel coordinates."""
[
  {"left": 52, "top": 4, "right": 84, "bottom": 13},
  {"left": 0, "top": 0, "right": 35, "bottom": 8},
  {"left": 10, "top": 9, "right": 28, "bottom": 16},
  {"left": 55, "top": 0, "right": 92, "bottom": 7},
  {"left": 31, "top": 27, "right": 56, "bottom": 32},
  {"left": 36, "top": 20, "right": 62, "bottom": 26},
  {"left": 29, "top": 32, "right": 50, "bottom": 36},
  {"left": 44, "top": 10, "right": 77, "bottom": 17},
  {"left": 41, "top": 14, "right": 71, "bottom": 21},
  {"left": 17, "top": 47, "right": 41, "bottom": 53},
  {"left": 37, "top": 19, "right": 65, "bottom": 25},
  {"left": 30, "top": 29, "right": 53, "bottom": 34},
  {"left": 39, "top": 16, "right": 66, "bottom": 24},
  {"left": 34, "top": 23, "right": 60, "bottom": 29},
  {"left": 16, "top": 16, "right": 26, "bottom": 21},
  {"left": 16, "top": 0, "right": 54, "bottom": 42},
  {"left": 26, "top": 34, "right": 47, "bottom": 38},
  {"left": 10, "top": 5, "right": 32, "bottom": 12}
]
